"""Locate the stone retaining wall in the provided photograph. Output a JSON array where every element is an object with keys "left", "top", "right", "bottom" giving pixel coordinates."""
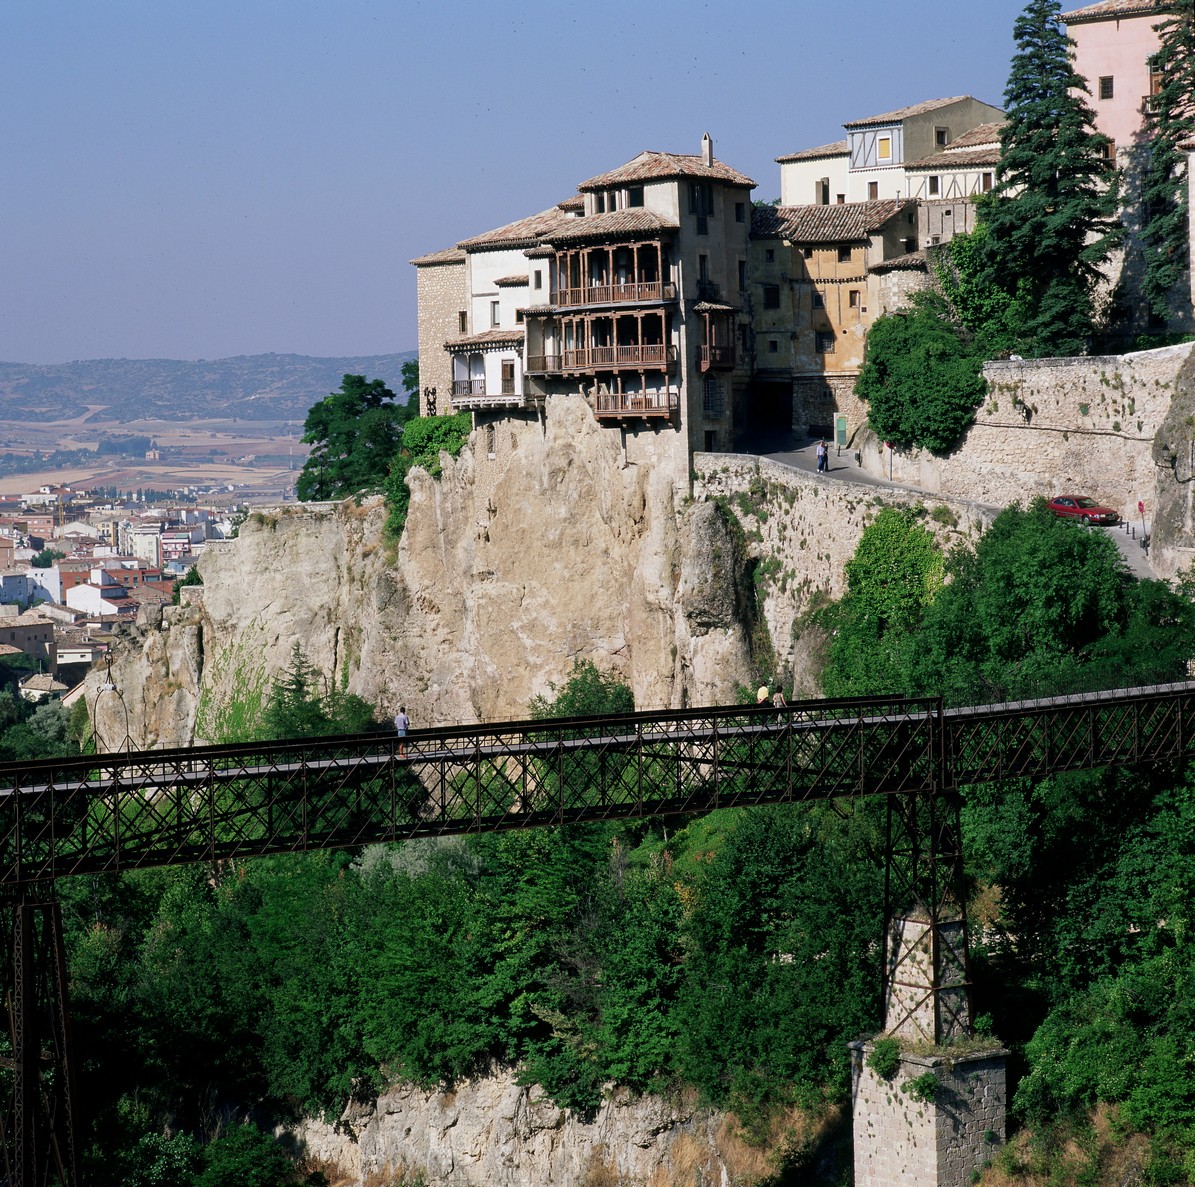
[{"left": 858, "top": 343, "right": 1193, "bottom": 527}]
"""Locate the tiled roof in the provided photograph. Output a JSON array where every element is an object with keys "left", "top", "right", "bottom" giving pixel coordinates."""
[
  {"left": 775, "top": 140, "right": 849, "bottom": 164},
  {"left": 20, "top": 674, "right": 68, "bottom": 693},
  {"left": 693, "top": 301, "right": 738, "bottom": 313},
  {"left": 578, "top": 150, "right": 755, "bottom": 191},
  {"left": 525, "top": 245, "right": 555, "bottom": 258},
  {"left": 1062, "top": 0, "right": 1171, "bottom": 22},
  {"left": 546, "top": 208, "right": 680, "bottom": 246},
  {"left": 751, "top": 200, "right": 910, "bottom": 243},
  {"left": 457, "top": 206, "right": 581, "bottom": 251},
  {"left": 843, "top": 96, "right": 976, "bottom": 128},
  {"left": 494, "top": 274, "right": 529, "bottom": 286},
  {"left": 410, "top": 247, "right": 466, "bottom": 267},
  {"left": 868, "top": 250, "right": 928, "bottom": 274},
  {"left": 906, "top": 147, "right": 1001, "bottom": 170},
  {"left": 948, "top": 121, "right": 1004, "bottom": 148},
  {"left": 556, "top": 195, "right": 585, "bottom": 211},
  {"left": 443, "top": 328, "right": 525, "bottom": 351},
  {"left": 0, "top": 643, "right": 22, "bottom": 657}
]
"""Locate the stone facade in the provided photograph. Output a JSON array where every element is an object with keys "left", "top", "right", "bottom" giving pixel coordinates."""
[
  {"left": 851, "top": 1041, "right": 1007, "bottom": 1187},
  {"left": 413, "top": 251, "right": 467, "bottom": 415}
]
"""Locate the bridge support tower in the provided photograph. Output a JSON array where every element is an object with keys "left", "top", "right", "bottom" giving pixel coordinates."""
[{"left": 851, "top": 792, "right": 1007, "bottom": 1187}]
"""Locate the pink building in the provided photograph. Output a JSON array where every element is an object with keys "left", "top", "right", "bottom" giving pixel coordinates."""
[{"left": 1062, "top": 0, "right": 1167, "bottom": 155}]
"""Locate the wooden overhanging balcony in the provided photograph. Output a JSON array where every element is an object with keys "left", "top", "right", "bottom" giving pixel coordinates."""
[
  {"left": 526, "top": 344, "right": 678, "bottom": 374},
  {"left": 449, "top": 378, "right": 533, "bottom": 410},
  {"left": 593, "top": 389, "right": 679, "bottom": 419},
  {"left": 700, "top": 345, "right": 736, "bottom": 371},
  {"left": 552, "top": 280, "right": 677, "bottom": 308}
]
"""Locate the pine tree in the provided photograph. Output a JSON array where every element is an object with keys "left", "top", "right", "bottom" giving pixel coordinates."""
[
  {"left": 1142, "top": 2, "right": 1195, "bottom": 321},
  {"left": 981, "top": 0, "right": 1121, "bottom": 356}
]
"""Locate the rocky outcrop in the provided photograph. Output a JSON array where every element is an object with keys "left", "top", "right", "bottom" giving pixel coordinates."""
[
  {"left": 90, "top": 396, "right": 756, "bottom": 749},
  {"left": 292, "top": 1068, "right": 801, "bottom": 1187}
]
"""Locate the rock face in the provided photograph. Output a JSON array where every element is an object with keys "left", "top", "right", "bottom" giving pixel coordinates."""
[
  {"left": 91, "top": 396, "right": 756, "bottom": 749},
  {"left": 293, "top": 1069, "right": 784, "bottom": 1187}
]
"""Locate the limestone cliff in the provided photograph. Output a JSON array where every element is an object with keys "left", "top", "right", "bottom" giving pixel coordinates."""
[
  {"left": 292, "top": 1069, "right": 827, "bottom": 1187},
  {"left": 90, "top": 396, "right": 756, "bottom": 749}
]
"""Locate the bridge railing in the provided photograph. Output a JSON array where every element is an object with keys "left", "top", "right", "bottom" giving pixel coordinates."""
[{"left": 0, "top": 694, "right": 939, "bottom": 887}]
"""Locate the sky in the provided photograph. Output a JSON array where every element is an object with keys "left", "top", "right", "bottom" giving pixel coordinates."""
[{"left": 4, "top": 1, "right": 1029, "bottom": 365}]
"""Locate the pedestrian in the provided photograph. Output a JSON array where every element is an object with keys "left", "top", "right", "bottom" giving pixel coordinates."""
[
  {"left": 394, "top": 705, "right": 410, "bottom": 756},
  {"left": 816, "top": 440, "right": 828, "bottom": 473},
  {"left": 772, "top": 687, "right": 787, "bottom": 711},
  {"left": 756, "top": 684, "right": 770, "bottom": 705}
]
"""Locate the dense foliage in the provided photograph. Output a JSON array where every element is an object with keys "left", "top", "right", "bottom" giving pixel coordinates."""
[
  {"left": 855, "top": 292, "right": 987, "bottom": 453},
  {"left": 296, "top": 374, "right": 414, "bottom": 501},
  {"left": 979, "top": 0, "right": 1120, "bottom": 356},
  {"left": 1142, "top": 3, "right": 1195, "bottom": 321}
]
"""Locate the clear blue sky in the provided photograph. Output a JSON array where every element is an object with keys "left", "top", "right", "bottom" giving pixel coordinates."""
[{"left": 4, "top": 1, "right": 1026, "bottom": 365}]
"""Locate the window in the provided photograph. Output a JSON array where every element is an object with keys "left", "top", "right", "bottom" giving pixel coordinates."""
[
  {"left": 765, "top": 248, "right": 775, "bottom": 263},
  {"left": 703, "top": 378, "right": 725, "bottom": 417},
  {"left": 738, "top": 260, "right": 747, "bottom": 290},
  {"left": 1099, "top": 75, "right": 1114, "bottom": 100},
  {"left": 458, "top": 310, "right": 468, "bottom": 334},
  {"left": 929, "top": 175, "right": 940, "bottom": 196},
  {"left": 812, "top": 290, "right": 824, "bottom": 309},
  {"left": 849, "top": 289, "right": 860, "bottom": 309},
  {"left": 818, "top": 177, "right": 830, "bottom": 205},
  {"left": 1151, "top": 57, "right": 1164, "bottom": 97},
  {"left": 735, "top": 201, "right": 745, "bottom": 222},
  {"left": 1103, "top": 139, "right": 1117, "bottom": 162},
  {"left": 596, "top": 192, "right": 606, "bottom": 213},
  {"left": 533, "top": 270, "right": 542, "bottom": 290},
  {"left": 816, "top": 331, "right": 836, "bottom": 354},
  {"left": 704, "top": 430, "right": 718, "bottom": 451},
  {"left": 628, "top": 185, "right": 644, "bottom": 207},
  {"left": 515, "top": 309, "right": 524, "bottom": 323},
  {"left": 837, "top": 246, "right": 852, "bottom": 263},
  {"left": 490, "top": 300, "right": 500, "bottom": 327},
  {"left": 501, "top": 359, "right": 515, "bottom": 394},
  {"left": 689, "top": 181, "right": 713, "bottom": 215},
  {"left": 868, "top": 181, "right": 879, "bottom": 201},
  {"left": 485, "top": 423, "right": 496, "bottom": 458},
  {"left": 877, "top": 136, "right": 891, "bottom": 161},
  {"left": 768, "top": 339, "right": 779, "bottom": 353},
  {"left": 763, "top": 284, "right": 780, "bottom": 309},
  {"left": 935, "top": 128, "right": 949, "bottom": 147},
  {"left": 803, "top": 246, "right": 814, "bottom": 259},
  {"left": 982, "top": 172, "right": 993, "bottom": 192},
  {"left": 836, "top": 193, "right": 845, "bottom": 204}
]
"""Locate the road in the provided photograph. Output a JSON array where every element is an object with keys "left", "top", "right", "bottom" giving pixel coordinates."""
[{"left": 747, "top": 433, "right": 1157, "bottom": 581}]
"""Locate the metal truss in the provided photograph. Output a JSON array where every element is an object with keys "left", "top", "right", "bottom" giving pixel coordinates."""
[{"left": 1, "top": 679, "right": 1194, "bottom": 1184}]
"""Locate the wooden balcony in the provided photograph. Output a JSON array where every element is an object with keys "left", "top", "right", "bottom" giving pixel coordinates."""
[
  {"left": 526, "top": 345, "right": 677, "bottom": 374},
  {"left": 593, "top": 389, "right": 679, "bottom": 419},
  {"left": 450, "top": 379, "right": 536, "bottom": 410},
  {"left": 552, "top": 281, "right": 677, "bottom": 308},
  {"left": 700, "top": 345, "right": 736, "bottom": 371}
]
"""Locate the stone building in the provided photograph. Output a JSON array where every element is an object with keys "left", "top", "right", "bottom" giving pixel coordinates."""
[
  {"left": 413, "top": 135, "right": 756, "bottom": 482},
  {"left": 776, "top": 96, "right": 1004, "bottom": 207},
  {"left": 750, "top": 200, "right": 921, "bottom": 439}
]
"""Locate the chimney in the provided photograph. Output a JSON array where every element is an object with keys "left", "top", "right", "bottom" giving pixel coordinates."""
[{"left": 702, "top": 132, "right": 713, "bottom": 167}]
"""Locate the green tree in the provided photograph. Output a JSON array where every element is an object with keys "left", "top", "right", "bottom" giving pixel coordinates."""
[
  {"left": 400, "top": 358, "right": 419, "bottom": 401},
  {"left": 1142, "top": 3, "right": 1195, "bottom": 320},
  {"left": 30, "top": 547, "right": 65, "bottom": 568},
  {"left": 296, "top": 374, "right": 407, "bottom": 501},
  {"left": 817, "top": 508, "right": 944, "bottom": 696},
  {"left": 980, "top": 0, "right": 1121, "bottom": 356},
  {"left": 855, "top": 292, "right": 987, "bottom": 452}
]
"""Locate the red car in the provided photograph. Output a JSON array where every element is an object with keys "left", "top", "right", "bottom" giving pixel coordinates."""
[{"left": 1047, "top": 495, "right": 1120, "bottom": 526}]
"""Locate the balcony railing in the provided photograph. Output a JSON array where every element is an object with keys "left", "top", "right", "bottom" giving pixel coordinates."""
[
  {"left": 695, "top": 280, "right": 721, "bottom": 301},
  {"left": 450, "top": 379, "right": 534, "bottom": 409},
  {"left": 700, "top": 345, "right": 736, "bottom": 370},
  {"left": 552, "top": 281, "right": 677, "bottom": 307},
  {"left": 593, "top": 389, "right": 679, "bottom": 418},
  {"left": 526, "top": 346, "right": 677, "bottom": 374}
]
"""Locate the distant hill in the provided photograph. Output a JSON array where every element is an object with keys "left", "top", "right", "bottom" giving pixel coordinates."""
[{"left": 0, "top": 352, "right": 417, "bottom": 424}]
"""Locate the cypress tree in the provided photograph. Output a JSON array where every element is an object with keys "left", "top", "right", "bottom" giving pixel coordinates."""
[
  {"left": 981, "top": 0, "right": 1121, "bottom": 356},
  {"left": 1142, "top": 2, "right": 1195, "bottom": 321}
]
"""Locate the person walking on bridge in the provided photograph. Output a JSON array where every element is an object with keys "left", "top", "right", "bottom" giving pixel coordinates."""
[{"left": 394, "top": 706, "right": 410, "bottom": 757}]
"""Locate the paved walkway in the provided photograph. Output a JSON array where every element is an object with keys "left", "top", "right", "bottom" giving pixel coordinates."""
[{"left": 741, "top": 432, "right": 1158, "bottom": 582}]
